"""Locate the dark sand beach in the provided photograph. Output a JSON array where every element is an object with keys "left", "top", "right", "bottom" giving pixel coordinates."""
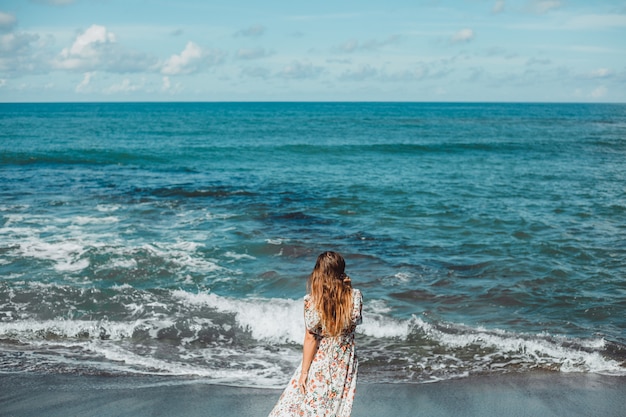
[{"left": 1, "top": 373, "right": 624, "bottom": 417}]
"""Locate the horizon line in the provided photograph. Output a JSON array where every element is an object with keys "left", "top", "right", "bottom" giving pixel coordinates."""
[{"left": 1, "top": 100, "right": 624, "bottom": 105}]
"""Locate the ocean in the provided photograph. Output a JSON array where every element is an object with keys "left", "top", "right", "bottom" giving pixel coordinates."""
[{"left": 1, "top": 102, "right": 625, "bottom": 387}]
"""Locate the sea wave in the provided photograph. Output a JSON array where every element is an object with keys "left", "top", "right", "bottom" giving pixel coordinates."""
[
  {"left": 407, "top": 317, "right": 624, "bottom": 376},
  {"left": 1, "top": 290, "right": 623, "bottom": 386}
]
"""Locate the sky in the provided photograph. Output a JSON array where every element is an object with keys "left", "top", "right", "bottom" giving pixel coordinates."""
[{"left": 0, "top": 0, "right": 625, "bottom": 102}]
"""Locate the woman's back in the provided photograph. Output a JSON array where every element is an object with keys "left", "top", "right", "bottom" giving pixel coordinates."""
[
  {"left": 304, "top": 288, "right": 363, "bottom": 344},
  {"left": 268, "top": 251, "right": 363, "bottom": 417}
]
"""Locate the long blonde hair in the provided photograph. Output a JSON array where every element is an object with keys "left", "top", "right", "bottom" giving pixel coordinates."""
[{"left": 307, "top": 251, "right": 353, "bottom": 337}]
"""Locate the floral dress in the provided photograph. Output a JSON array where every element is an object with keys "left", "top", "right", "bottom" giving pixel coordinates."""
[{"left": 269, "top": 289, "right": 363, "bottom": 417}]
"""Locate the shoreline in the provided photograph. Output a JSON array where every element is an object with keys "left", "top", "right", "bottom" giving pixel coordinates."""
[{"left": 1, "top": 372, "right": 625, "bottom": 417}]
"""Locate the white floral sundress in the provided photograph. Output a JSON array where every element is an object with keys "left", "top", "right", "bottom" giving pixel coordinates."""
[{"left": 269, "top": 289, "right": 363, "bottom": 417}]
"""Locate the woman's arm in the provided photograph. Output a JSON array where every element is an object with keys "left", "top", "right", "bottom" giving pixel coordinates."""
[{"left": 298, "top": 330, "right": 319, "bottom": 394}]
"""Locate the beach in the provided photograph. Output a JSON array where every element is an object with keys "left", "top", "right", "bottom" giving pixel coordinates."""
[
  {"left": 2, "top": 102, "right": 625, "bottom": 414},
  {"left": 1, "top": 373, "right": 625, "bottom": 417}
]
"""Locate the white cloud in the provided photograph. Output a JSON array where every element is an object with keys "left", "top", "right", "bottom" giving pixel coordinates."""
[
  {"left": 56, "top": 24, "right": 115, "bottom": 70},
  {"left": 104, "top": 78, "right": 142, "bottom": 94},
  {"left": 162, "top": 41, "right": 201, "bottom": 75},
  {"left": 234, "top": 24, "right": 266, "bottom": 38},
  {"left": 0, "top": 31, "right": 44, "bottom": 74},
  {"left": 492, "top": 0, "right": 505, "bottom": 14},
  {"left": 61, "top": 24, "right": 115, "bottom": 59},
  {"left": 161, "top": 41, "right": 224, "bottom": 75},
  {"left": 1, "top": 0, "right": 622, "bottom": 102},
  {"left": 161, "top": 76, "right": 182, "bottom": 93},
  {"left": 451, "top": 29, "right": 475, "bottom": 43},
  {"left": 55, "top": 24, "right": 157, "bottom": 73},
  {"left": 528, "top": 0, "right": 562, "bottom": 15},
  {"left": 0, "top": 78, "right": 6, "bottom": 87},
  {"left": 75, "top": 71, "right": 95, "bottom": 92},
  {"left": 277, "top": 60, "right": 323, "bottom": 79},
  {"left": 0, "top": 12, "right": 16, "bottom": 32},
  {"left": 0, "top": 31, "right": 39, "bottom": 54}
]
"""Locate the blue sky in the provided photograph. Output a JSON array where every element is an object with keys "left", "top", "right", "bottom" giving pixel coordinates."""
[{"left": 1, "top": 0, "right": 625, "bottom": 102}]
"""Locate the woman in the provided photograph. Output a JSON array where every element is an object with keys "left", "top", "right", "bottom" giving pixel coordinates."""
[{"left": 269, "top": 251, "right": 363, "bottom": 417}]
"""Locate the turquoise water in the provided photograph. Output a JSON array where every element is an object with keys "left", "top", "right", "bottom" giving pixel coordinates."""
[{"left": 1, "top": 102, "right": 625, "bottom": 385}]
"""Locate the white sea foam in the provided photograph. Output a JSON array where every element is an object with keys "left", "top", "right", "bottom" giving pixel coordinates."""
[
  {"left": 0, "top": 204, "right": 30, "bottom": 212},
  {"left": 1, "top": 212, "right": 224, "bottom": 276},
  {"left": 357, "top": 299, "right": 413, "bottom": 339},
  {"left": 89, "top": 342, "right": 290, "bottom": 386},
  {"left": 393, "top": 272, "right": 413, "bottom": 282},
  {"left": 55, "top": 257, "right": 91, "bottom": 272},
  {"left": 224, "top": 251, "right": 256, "bottom": 260},
  {"left": 196, "top": 210, "right": 236, "bottom": 221},
  {"left": 0, "top": 318, "right": 293, "bottom": 387},
  {"left": 171, "top": 290, "right": 305, "bottom": 344},
  {"left": 112, "top": 283, "right": 134, "bottom": 290},
  {"left": 169, "top": 241, "right": 205, "bottom": 252},
  {"left": 141, "top": 242, "right": 222, "bottom": 273},
  {"left": 359, "top": 313, "right": 411, "bottom": 339},
  {"left": 0, "top": 319, "right": 142, "bottom": 341},
  {"left": 367, "top": 298, "right": 393, "bottom": 314},
  {"left": 0, "top": 215, "right": 113, "bottom": 273},
  {"left": 411, "top": 317, "right": 624, "bottom": 375},
  {"left": 0, "top": 272, "right": 23, "bottom": 279},
  {"left": 96, "top": 204, "right": 121, "bottom": 212},
  {"left": 3, "top": 214, "right": 25, "bottom": 227},
  {"left": 171, "top": 290, "right": 414, "bottom": 343},
  {"left": 107, "top": 258, "right": 138, "bottom": 269},
  {"left": 2, "top": 300, "right": 624, "bottom": 385},
  {"left": 13, "top": 236, "right": 91, "bottom": 272},
  {"left": 266, "top": 238, "right": 287, "bottom": 245},
  {"left": 72, "top": 216, "right": 119, "bottom": 225}
]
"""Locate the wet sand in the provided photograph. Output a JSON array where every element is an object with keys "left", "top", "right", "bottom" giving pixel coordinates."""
[{"left": 1, "top": 372, "right": 625, "bottom": 417}]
